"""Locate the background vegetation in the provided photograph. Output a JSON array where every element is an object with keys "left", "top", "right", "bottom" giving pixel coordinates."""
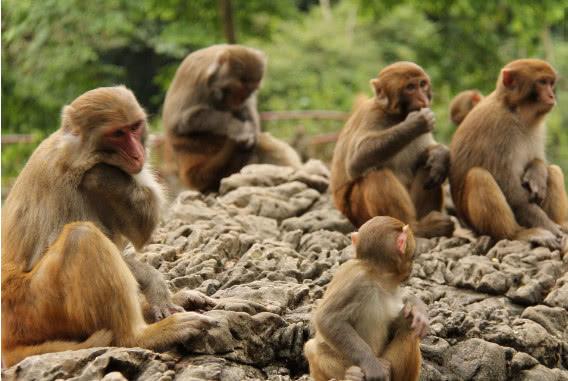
[{"left": 3, "top": 0, "right": 568, "bottom": 188}]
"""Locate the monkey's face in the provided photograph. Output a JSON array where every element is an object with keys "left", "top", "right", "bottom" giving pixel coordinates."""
[
  {"left": 399, "top": 76, "right": 432, "bottom": 115},
  {"left": 499, "top": 59, "right": 557, "bottom": 116},
  {"left": 223, "top": 79, "right": 260, "bottom": 110},
  {"left": 98, "top": 119, "right": 147, "bottom": 174},
  {"left": 531, "top": 76, "right": 556, "bottom": 114}
]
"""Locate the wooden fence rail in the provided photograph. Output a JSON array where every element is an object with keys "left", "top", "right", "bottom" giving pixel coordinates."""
[{"left": 2, "top": 110, "right": 349, "bottom": 146}]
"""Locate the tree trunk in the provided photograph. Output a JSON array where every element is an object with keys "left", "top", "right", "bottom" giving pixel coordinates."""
[{"left": 219, "top": 0, "right": 237, "bottom": 44}]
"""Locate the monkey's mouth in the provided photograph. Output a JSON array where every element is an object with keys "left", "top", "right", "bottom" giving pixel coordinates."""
[{"left": 119, "top": 150, "right": 144, "bottom": 174}]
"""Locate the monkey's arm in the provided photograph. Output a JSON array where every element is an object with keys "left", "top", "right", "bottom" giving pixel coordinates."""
[
  {"left": 175, "top": 105, "right": 257, "bottom": 148},
  {"left": 80, "top": 163, "right": 161, "bottom": 249},
  {"left": 522, "top": 158, "right": 548, "bottom": 205},
  {"left": 123, "top": 253, "right": 184, "bottom": 320},
  {"left": 418, "top": 144, "right": 450, "bottom": 189},
  {"left": 316, "top": 282, "right": 387, "bottom": 376},
  {"left": 347, "top": 118, "right": 427, "bottom": 179}
]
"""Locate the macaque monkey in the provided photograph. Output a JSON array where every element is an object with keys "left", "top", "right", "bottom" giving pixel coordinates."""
[
  {"left": 450, "top": 59, "right": 567, "bottom": 250},
  {"left": 449, "top": 89, "right": 484, "bottom": 126},
  {"left": 1, "top": 86, "right": 217, "bottom": 367},
  {"left": 304, "top": 216, "right": 428, "bottom": 381},
  {"left": 163, "top": 44, "right": 302, "bottom": 192},
  {"left": 331, "top": 62, "right": 454, "bottom": 239}
]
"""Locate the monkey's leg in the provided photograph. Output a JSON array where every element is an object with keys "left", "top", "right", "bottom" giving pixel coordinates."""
[
  {"left": 252, "top": 132, "right": 302, "bottom": 168},
  {"left": 349, "top": 169, "right": 417, "bottom": 228},
  {"left": 11, "top": 222, "right": 213, "bottom": 359},
  {"left": 462, "top": 167, "right": 556, "bottom": 247},
  {"left": 174, "top": 137, "right": 246, "bottom": 192},
  {"left": 382, "top": 329, "right": 421, "bottom": 381},
  {"left": 410, "top": 167, "right": 444, "bottom": 219},
  {"left": 304, "top": 339, "right": 349, "bottom": 381},
  {"left": 462, "top": 167, "right": 520, "bottom": 239},
  {"left": 542, "top": 165, "right": 568, "bottom": 224}
]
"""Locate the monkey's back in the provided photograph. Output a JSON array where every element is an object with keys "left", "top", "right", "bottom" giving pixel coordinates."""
[
  {"left": 2, "top": 130, "right": 92, "bottom": 270},
  {"left": 330, "top": 99, "right": 378, "bottom": 210}
]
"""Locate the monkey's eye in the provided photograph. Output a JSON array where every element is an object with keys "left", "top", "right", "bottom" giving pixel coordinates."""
[
  {"left": 419, "top": 80, "right": 428, "bottom": 88},
  {"left": 112, "top": 129, "right": 126, "bottom": 138},
  {"left": 406, "top": 83, "right": 416, "bottom": 91},
  {"left": 538, "top": 79, "right": 547, "bottom": 86},
  {"left": 130, "top": 122, "right": 142, "bottom": 132}
]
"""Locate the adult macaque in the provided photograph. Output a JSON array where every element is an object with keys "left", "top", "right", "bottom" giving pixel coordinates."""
[
  {"left": 2, "top": 86, "right": 216, "bottom": 367},
  {"left": 331, "top": 61, "right": 454, "bottom": 239},
  {"left": 450, "top": 59, "right": 567, "bottom": 249},
  {"left": 449, "top": 89, "right": 484, "bottom": 126},
  {"left": 163, "top": 44, "right": 302, "bottom": 192},
  {"left": 304, "top": 216, "right": 428, "bottom": 381}
]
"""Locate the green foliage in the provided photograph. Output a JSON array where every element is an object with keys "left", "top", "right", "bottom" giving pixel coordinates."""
[{"left": 2, "top": 0, "right": 568, "bottom": 183}]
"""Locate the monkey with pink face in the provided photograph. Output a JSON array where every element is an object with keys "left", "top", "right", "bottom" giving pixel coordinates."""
[{"left": 2, "top": 86, "right": 217, "bottom": 367}]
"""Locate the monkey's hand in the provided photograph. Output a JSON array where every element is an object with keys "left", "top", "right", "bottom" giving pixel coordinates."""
[
  {"left": 423, "top": 145, "right": 450, "bottom": 189},
  {"left": 82, "top": 163, "right": 133, "bottom": 197},
  {"left": 232, "top": 107, "right": 252, "bottom": 122},
  {"left": 227, "top": 120, "right": 257, "bottom": 149},
  {"left": 403, "top": 304, "right": 429, "bottom": 338},
  {"left": 171, "top": 289, "right": 216, "bottom": 312},
  {"left": 361, "top": 358, "right": 391, "bottom": 381},
  {"left": 522, "top": 166, "right": 548, "bottom": 205},
  {"left": 405, "top": 108, "right": 435, "bottom": 134}
]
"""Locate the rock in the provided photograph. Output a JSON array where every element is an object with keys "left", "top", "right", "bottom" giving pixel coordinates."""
[
  {"left": 2, "top": 348, "right": 175, "bottom": 381},
  {"left": 445, "top": 338, "right": 507, "bottom": 381},
  {"left": 4, "top": 162, "right": 568, "bottom": 380}
]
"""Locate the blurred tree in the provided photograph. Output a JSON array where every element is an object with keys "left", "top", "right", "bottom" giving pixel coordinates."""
[
  {"left": 219, "top": 0, "right": 237, "bottom": 43},
  {"left": 2, "top": 0, "right": 567, "bottom": 183}
]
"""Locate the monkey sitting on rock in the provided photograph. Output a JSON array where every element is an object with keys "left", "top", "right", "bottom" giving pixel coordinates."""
[{"left": 305, "top": 216, "right": 429, "bottom": 381}]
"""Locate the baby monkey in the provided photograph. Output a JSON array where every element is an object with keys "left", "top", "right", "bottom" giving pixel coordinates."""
[{"left": 305, "top": 216, "right": 428, "bottom": 381}]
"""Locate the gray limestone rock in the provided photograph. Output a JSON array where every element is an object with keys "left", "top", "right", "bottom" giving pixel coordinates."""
[{"left": 4, "top": 162, "right": 568, "bottom": 381}]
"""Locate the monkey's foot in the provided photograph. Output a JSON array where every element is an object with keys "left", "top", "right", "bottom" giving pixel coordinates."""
[
  {"left": 413, "top": 211, "right": 455, "bottom": 238},
  {"left": 523, "top": 228, "right": 564, "bottom": 251},
  {"left": 472, "top": 235, "right": 494, "bottom": 255},
  {"left": 343, "top": 366, "right": 365, "bottom": 381}
]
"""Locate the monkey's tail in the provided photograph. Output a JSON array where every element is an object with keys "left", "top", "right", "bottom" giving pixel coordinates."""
[{"left": 3, "top": 329, "right": 112, "bottom": 367}]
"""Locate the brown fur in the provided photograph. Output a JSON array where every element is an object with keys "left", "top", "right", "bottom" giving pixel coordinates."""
[
  {"left": 450, "top": 59, "right": 567, "bottom": 249},
  {"left": 163, "top": 44, "right": 301, "bottom": 192},
  {"left": 1, "top": 86, "right": 216, "bottom": 367},
  {"left": 331, "top": 62, "right": 454, "bottom": 238},
  {"left": 304, "top": 216, "right": 423, "bottom": 381},
  {"left": 449, "top": 89, "right": 483, "bottom": 126}
]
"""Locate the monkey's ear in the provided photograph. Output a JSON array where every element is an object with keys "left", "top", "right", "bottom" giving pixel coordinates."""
[
  {"left": 370, "top": 78, "right": 381, "bottom": 96},
  {"left": 351, "top": 232, "right": 359, "bottom": 246},
  {"left": 206, "top": 50, "right": 231, "bottom": 82},
  {"left": 370, "top": 79, "right": 389, "bottom": 108},
  {"left": 61, "top": 105, "right": 80, "bottom": 135},
  {"left": 501, "top": 69, "right": 516, "bottom": 88},
  {"left": 471, "top": 92, "right": 481, "bottom": 104},
  {"left": 396, "top": 227, "right": 409, "bottom": 255}
]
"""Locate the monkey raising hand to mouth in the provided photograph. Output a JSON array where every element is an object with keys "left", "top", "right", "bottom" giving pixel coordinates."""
[
  {"left": 305, "top": 216, "right": 428, "bottom": 381},
  {"left": 331, "top": 62, "right": 454, "bottom": 240}
]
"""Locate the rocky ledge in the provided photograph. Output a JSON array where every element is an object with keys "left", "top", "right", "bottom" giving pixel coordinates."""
[{"left": 3, "top": 161, "right": 568, "bottom": 381}]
